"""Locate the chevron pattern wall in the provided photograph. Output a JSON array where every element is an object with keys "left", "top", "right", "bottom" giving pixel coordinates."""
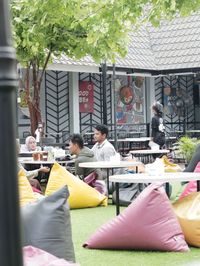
[
  {"left": 45, "top": 71, "right": 70, "bottom": 143},
  {"left": 155, "top": 75, "right": 195, "bottom": 136},
  {"left": 43, "top": 72, "right": 196, "bottom": 143},
  {"left": 79, "top": 72, "right": 113, "bottom": 134}
]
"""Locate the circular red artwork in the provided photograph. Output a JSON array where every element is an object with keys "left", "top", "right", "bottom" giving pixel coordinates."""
[{"left": 119, "top": 86, "right": 134, "bottom": 105}]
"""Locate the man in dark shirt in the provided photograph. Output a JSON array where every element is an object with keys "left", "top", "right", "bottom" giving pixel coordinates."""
[{"left": 69, "top": 133, "right": 97, "bottom": 179}]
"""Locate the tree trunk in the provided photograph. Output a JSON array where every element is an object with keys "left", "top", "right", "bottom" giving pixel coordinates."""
[
  {"left": 25, "top": 65, "right": 42, "bottom": 136},
  {"left": 31, "top": 82, "right": 42, "bottom": 136},
  {"left": 24, "top": 52, "right": 51, "bottom": 137}
]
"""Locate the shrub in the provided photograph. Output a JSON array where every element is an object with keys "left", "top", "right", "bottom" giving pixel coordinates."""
[{"left": 178, "top": 136, "right": 200, "bottom": 163}]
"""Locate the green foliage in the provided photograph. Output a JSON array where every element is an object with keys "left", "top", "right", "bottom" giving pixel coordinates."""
[
  {"left": 178, "top": 136, "right": 200, "bottom": 162},
  {"left": 10, "top": 0, "right": 200, "bottom": 132},
  {"left": 11, "top": 0, "right": 200, "bottom": 66}
]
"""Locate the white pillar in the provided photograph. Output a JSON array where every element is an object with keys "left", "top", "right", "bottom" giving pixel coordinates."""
[
  {"left": 145, "top": 77, "right": 155, "bottom": 123},
  {"left": 69, "top": 72, "right": 80, "bottom": 133}
]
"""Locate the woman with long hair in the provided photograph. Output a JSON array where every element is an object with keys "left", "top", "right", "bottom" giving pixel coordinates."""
[{"left": 151, "top": 101, "right": 165, "bottom": 148}]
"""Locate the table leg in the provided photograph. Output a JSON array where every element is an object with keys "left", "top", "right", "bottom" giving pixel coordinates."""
[
  {"left": 197, "top": 180, "right": 200, "bottom": 191},
  {"left": 165, "top": 182, "right": 170, "bottom": 198},
  {"left": 115, "top": 182, "right": 120, "bottom": 215},
  {"left": 111, "top": 168, "right": 114, "bottom": 194},
  {"left": 106, "top": 168, "right": 109, "bottom": 195}
]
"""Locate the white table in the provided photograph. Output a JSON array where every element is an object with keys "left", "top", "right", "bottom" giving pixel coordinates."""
[
  {"left": 109, "top": 172, "right": 200, "bottom": 215},
  {"left": 84, "top": 132, "right": 94, "bottom": 135},
  {"left": 125, "top": 137, "right": 151, "bottom": 142},
  {"left": 130, "top": 149, "right": 170, "bottom": 163},
  {"left": 186, "top": 130, "right": 200, "bottom": 137},
  {"left": 19, "top": 158, "right": 55, "bottom": 165},
  {"left": 130, "top": 149, "right": 169, "bottom": 155},
  {"left": 110, "top": 137, "right": 150, "bottom": 143},
  {"left": 186, "top": 130, "right": 200, "bottom": 133},
  {"left": 109, "top": 137, "right": 151, "bottom": 152},
  {"left": 79, "top": 161, "right": 142, "bottom": 193},
  {"left": 127, "top": 131, "right": 145, "bottom": 138},
  {"left": 19, "top": 157, "right": 74, "bottom": 166}
]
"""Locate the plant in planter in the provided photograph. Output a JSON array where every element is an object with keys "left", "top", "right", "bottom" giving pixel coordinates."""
[{"left": 178, "top": 136, "right": 200, "bottom": 163}]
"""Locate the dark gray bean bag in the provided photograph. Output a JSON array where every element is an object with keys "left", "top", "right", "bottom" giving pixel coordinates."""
[
  {"left": 112, "top": 183, "right": 148, "bottom": 206},
  {"left": 21, "top": 186, "right": 75, "bottom": 262}
]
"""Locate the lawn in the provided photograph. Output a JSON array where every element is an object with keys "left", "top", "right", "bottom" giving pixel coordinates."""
[{"left": 70, "top": 204, "right": 200, "bottom": 266}]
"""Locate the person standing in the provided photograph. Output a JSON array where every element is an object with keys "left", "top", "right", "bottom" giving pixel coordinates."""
[
  {"left": 151, "top": 101, "right": 165, "bottom": 149},
  {"left": 35, "top": 123, "right": 44, "bottom": 144},
  {"left": 92, "top": 124, "right": 116, "bottom": 161}
]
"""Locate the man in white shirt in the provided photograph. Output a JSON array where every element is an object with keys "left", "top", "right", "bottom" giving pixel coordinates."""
[{"left": 92, "top": 124, "right": 116, "bottom": 161}]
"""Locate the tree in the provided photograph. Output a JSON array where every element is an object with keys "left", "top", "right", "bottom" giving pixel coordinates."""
[{"left": 11, "top": 0, "right": 200, "bottom": 135}]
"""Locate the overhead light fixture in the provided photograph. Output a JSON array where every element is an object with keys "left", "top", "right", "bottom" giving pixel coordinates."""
[{"left": 126, "top": 72, "right": 152, "bottom": 77}]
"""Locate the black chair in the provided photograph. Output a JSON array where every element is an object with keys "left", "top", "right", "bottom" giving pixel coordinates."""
[
  {"left": 18, "top": 152, "right": 33, "bottom": 158},
  {"left": 62, "top": 131, "right": 69, "bottom": 143},
  {"left": 23, "top": 131, "right": 31, "bottom": 138},
  {"left": 40, "top": 137, "right": 56, "bottom": 146}
]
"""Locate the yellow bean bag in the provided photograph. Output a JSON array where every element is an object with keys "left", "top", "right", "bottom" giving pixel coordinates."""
[
  {"left": 45, "top": 162, "right": 107, "bottom": 209},
  {"left": 162, "top": 156, "right": 182, "bottom": 172},
  {"left": 173, "top": 192, "right": 200, "bottom": 247},
  {"left": 18, "top": 169, "right": 37, "bottom": 206}
]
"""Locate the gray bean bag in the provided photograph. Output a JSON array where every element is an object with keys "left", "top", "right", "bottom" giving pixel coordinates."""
[
  {"left": 112, "top": 183, "right": 148, "bottom": 206},
  {"left": 21, "top": 186, "right": 75, "bottom": 262}
]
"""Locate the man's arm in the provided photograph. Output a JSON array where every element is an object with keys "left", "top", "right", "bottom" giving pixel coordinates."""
[{"left": 75, "top": 159, "right": 85, "bottom": 177}]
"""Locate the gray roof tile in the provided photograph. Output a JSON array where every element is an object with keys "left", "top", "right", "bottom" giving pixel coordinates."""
[{"left": 50, "top": 11, "right": 200, "bottom": 74}]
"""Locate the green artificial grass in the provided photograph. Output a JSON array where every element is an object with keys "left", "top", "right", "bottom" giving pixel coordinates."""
[{"left": 71, "top": 205, "right": 200, "bottom": 266}]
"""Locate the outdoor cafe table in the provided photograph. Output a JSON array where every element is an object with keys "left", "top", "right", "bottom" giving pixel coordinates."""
[
  {"left": 109, "top": 137, "right": 151, "bottom": 143},
  {"left": 19, "top": 157, "right": 75, "bottom": 167},
  {"left": 127, "top": 131, "right": 145, "bottom": 138},
  {"left": 186, "top": 130, "right": 200, "bottom": 137},
  {"left": 130, "top": 149, "right": 170, "bottom": 164},
  {"left": 110, "top": 137, "right": 151, "bottom": 152},
  {"left": 109, "top": 172, "right": 200, "bottom": 215},
  {"left": 79, "top": 161, "right": 142, "bottom": 193}
]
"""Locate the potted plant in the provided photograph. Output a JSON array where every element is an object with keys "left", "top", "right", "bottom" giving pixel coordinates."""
[{"left": 178, "top": 136, "right": 200, "bottom": 163}]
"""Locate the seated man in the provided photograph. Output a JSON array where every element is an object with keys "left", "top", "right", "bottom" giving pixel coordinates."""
[
  {"left": 69, "top": 133, "right": 99, "bottom": 179},
  {"left": 91, "top": 124, "right": 118, "bottom": 182},
  {"left": 92, "top": 124, "right": 116, "bottom": 161}
]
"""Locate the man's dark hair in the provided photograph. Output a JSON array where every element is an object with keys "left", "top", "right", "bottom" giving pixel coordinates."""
[
  {"left": 95, "top": 124, "right": 109, "bottom": 137},
  {"left": 70, "top": 133, "right": 84, "bottom": 149}
]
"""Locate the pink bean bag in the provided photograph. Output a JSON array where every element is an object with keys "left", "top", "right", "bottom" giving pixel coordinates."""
[
  {"left": 179, "top": 162, "right": 200, "bottom": 200},
  {"left": 83, "top": 183, "right": 189, "bottom": 252},
  {"left": 23, "top": 246, "right": 80, "bottom": 266}
]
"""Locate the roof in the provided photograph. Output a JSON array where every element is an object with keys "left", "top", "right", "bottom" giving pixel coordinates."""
[
  {"left": 48, "top": 11, "right": 200, "bottom": 75},
  {"left": 148, "top": 13, "right": 200, "bottom": 72}
]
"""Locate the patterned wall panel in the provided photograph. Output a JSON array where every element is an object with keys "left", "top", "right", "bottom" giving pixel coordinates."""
[
  {"left": 155, "top": 75, "right": 195, "bottom": 136},
  {"left": 106, "top": 75, "right": 113, "bottom": 126},
  {"left": 79, "top": 73, "right": 113, "bottom": 133},
  {"left": 45, "top": 71, "right": 70, "bottom": 142}
]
